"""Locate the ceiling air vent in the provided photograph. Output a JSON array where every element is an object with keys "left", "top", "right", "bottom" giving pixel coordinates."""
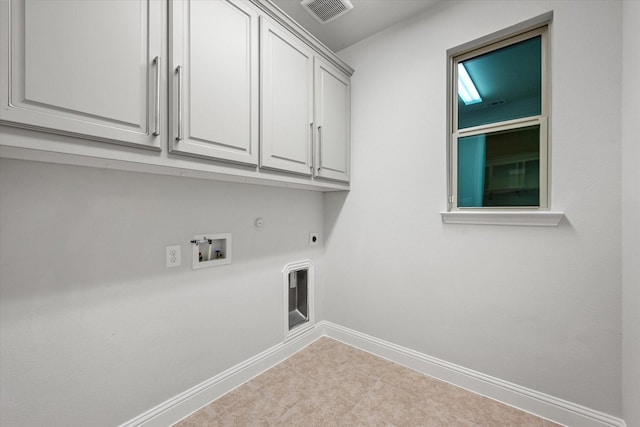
[{"left": 301, "top": 0, "right": 354, "bottom": 24}]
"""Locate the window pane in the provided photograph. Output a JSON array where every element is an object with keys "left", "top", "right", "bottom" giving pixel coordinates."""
[
  {"left": 458, "top": 36, "right": 541, "bottom": 129},
  {"left": 458, "top": 125, "right": 540, "bottom": 207}
]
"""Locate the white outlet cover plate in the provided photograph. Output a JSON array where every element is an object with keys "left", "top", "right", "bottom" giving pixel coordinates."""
[{"left": 166, "top": 245, "right": 181, "bottom": 268}]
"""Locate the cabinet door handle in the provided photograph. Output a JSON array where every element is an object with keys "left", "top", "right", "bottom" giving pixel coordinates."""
[
  {"left": 176, "top": 65, "right": 183, "bottom": 141},
  {"left": 310, "top": 122, "right": 314, "bottom": 173},
  {"left": 152, "top": 56, "right": 161, "bottom": 136},
  {"left": 317, "top": 125, "right": 322, "bottom": 171}
]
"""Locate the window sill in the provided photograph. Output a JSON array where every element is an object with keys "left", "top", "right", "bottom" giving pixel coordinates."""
[{"left": 440, "top": 210, "right": 564, "bottom": 226}]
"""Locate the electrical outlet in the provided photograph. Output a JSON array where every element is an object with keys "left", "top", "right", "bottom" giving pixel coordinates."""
[
  {"left": 309, "top": 232, "right": 319, "bottom": 246},
  {"left": 166, "top": 245, "right": 181, "bottom": 268}
]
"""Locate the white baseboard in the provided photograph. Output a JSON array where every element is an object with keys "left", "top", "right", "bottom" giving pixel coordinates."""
[
  {"left": 119, "top": 325, "right": 324, "bottom": 427},
  {"left": 320, "top": 321, "right": 626, "bottom": 427},
  {"left": 120, "top": 321, "right": 626, "bottom": 427}
]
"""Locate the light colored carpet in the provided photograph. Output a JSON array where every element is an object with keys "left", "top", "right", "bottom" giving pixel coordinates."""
[{"left": 175, "top": 337, "right": 562, "bottom": 426}]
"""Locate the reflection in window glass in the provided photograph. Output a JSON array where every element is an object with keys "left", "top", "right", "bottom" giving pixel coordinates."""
[
  {"left": 458, "top": 125, "right": 540, "bottom": 207},
  {"left": 458, "top": 36, "right": 542, "bottom": 129}
]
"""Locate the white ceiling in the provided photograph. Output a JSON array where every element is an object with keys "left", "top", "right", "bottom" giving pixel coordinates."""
[{"left": 269, "top": 0, "right": 441, "bottom": 52}]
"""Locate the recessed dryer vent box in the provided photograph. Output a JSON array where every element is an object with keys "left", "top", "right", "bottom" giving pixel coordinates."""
[
  {"left": 283, "top": 260, "right": 314, "bottom": 341},
  {"left": 191, "top": 233, "right": 232, "bottom": 269}
]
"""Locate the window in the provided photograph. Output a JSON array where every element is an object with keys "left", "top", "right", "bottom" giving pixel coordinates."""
[{"left": 448, "top": 22, "right": 550, "bottom": 212}]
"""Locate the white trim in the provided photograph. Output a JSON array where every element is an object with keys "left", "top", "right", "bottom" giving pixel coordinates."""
[
  {"left": 0, "top": 141, "right": 350, "bottom": 192},
  {"left": 120, "top": 321, "right": 625, "bottom": 427},
  {"left": 119, "top": 326, "right": 324, "bottom": 427},
  {"left": 321, "top": 321, "right": 626, "bottom": 427},
  {"left": 440, "top": 210, "right": 564, "bottom": 226},
  {"left": 446, "top": 11, "right": 553, "bottom": 58},
  {"left": 456, "top": 115, "right": 544, "bottom": 137}
]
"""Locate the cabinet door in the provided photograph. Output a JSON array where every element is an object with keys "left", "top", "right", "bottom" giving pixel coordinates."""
[
  {"left": 260, "top": 18, "right": 314, "bottom": 176},
  {"left": 170, "top": 0, "right": 258, "bottom": 165},
  {"left": 0, "top": 0, "right": 162, "bottom": 150},
  {"left": 314, "top": 58, "right": 350, "bottom": 182}
]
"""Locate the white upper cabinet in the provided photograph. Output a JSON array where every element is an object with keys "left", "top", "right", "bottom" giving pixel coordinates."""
[
  {"left": 169, "top": 0, "right": 259, "bottom": 165},
  {"left": 0, "top": 0, "right": 353, "bottom": 190},
  {"left": 314, "top": 57, "right": 350, "bottom": 182},
  {"left": 260, "top": 18, "right": 350, "bottom": 181},
  {"left": 0, "top": 0, "right": 162, "bottom": 150},
  {"left": 259, "top": 17, "right": 314, "bottom": 176}
]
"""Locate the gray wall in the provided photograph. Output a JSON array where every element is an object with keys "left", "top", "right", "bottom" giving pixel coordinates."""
[
  {"left": 0, "top": 158, "right": 325, "bottom": 426},
  {"left": 622, "top": 1, "right": 640, "bottom": 425},
  {"left": 328, "top": 0, "right": 623, "bottom": 416},
  {"left": 1, "top": 0, "right": 636, "bottom": 425}
]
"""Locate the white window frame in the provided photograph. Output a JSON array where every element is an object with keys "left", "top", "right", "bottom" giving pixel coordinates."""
[{"left": 442, "top": 12, "right": 564, "bottom": 226}]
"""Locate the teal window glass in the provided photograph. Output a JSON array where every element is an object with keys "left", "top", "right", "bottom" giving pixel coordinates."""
[
  {"left": 458, "top": 36, "right": 542, "bottom": 130},
  {"left": 458, "top": 125, "right": 540, "bottom": 207}
]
